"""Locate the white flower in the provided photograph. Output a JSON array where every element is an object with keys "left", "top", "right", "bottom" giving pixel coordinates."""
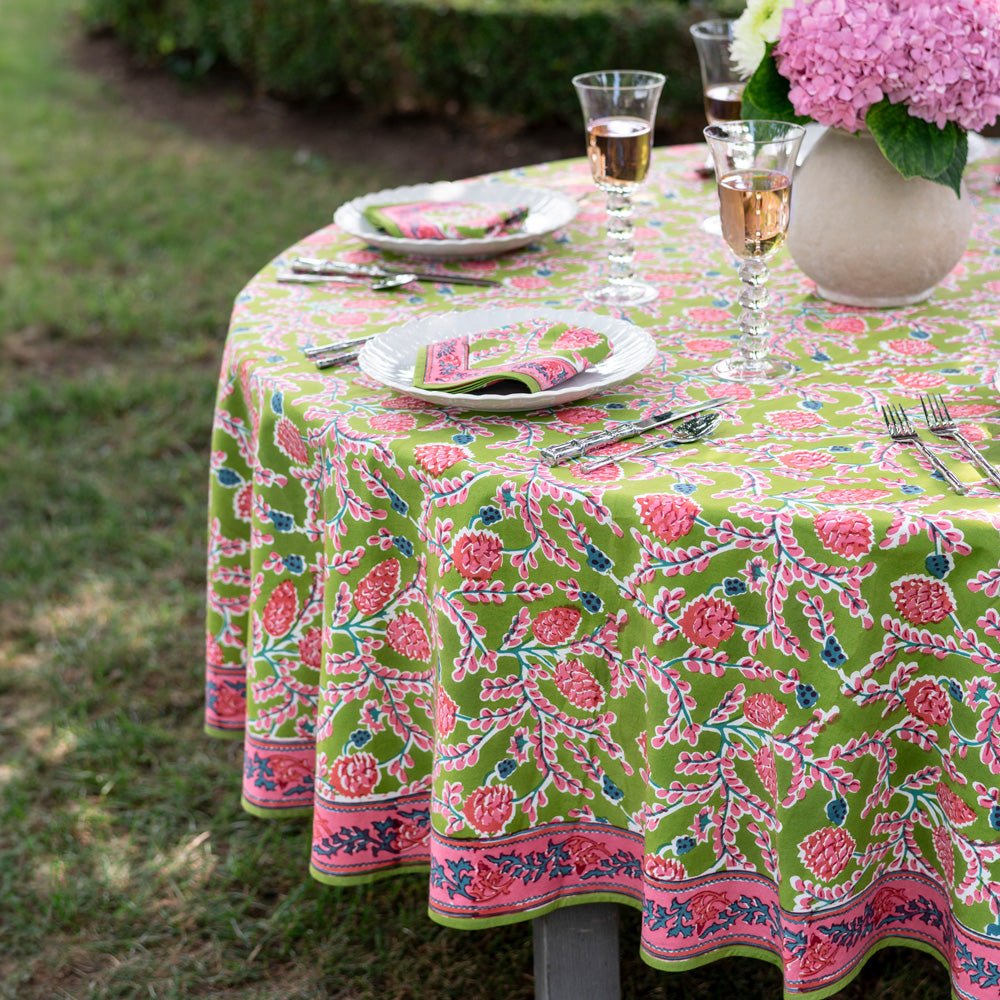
[{"left": 731, "top": 0, "right": 795, "bottom": 79}]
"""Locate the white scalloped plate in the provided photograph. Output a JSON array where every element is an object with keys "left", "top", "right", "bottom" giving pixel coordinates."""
[
  {"left": 333, "top": 181, "right": 579, "bottom": 259},
  {"left": 357, "top": 307, "right": 656, "bottom": 412}
]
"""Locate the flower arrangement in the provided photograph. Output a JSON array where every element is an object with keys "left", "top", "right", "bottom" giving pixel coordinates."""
[{"left": 732, "top": 0, "right": 1000, "bottom": 195}]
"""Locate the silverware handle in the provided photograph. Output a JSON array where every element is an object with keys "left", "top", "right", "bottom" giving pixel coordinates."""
[
  {"left": 304, "top": 335, "right": 371, "bottom": 357},
  {"left": 540, "top": 421, "right": 642, "bottom": 466},
  {"left": 315, "top": 349, "right": 362, "bottom": 370},
  {"left": 914, "top": 440, "right": 967, "bottom": 494},
  {"left": 953, "top": 432, "right": 1000, "bottom": 489}
]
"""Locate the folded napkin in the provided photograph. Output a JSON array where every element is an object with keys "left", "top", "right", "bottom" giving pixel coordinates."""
[
  {"left": 362, "top": 200, "right": 529, "bottom": 240},
  {"left": 413, "top": 319, "right": 613, "bottom": 394}
]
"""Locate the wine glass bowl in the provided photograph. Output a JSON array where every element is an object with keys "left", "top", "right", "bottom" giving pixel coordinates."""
[
  {"left": 573, "top": 70, "right": 665, "bottom": 307},
  {"left": 689, "top": 20, "right": 745, "bottom": 126},
  {"left": 703, "top": 119, "right": 805, "bottom": 384}
]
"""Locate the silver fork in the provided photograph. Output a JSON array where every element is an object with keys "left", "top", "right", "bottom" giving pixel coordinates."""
[
  {"left": 920, "top": 393, "right": 1000, "bottom": 490},
  {"left": 881, "top": 403, "right": 967, "bottom": 494}
]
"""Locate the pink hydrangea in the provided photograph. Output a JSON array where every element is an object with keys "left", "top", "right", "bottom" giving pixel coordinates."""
[
  {"left": 773, "top": 0, "right": 1000, "bottom": 134},
  {"left": 775, "top": 0, "right": 904, "bottom": 133},
  {"left": 554, "top": 659, "right": 606, "bottom": 711},
  {"left": 888, "top": 0, "right": 1000, "bottom": 133},
  {"left": 678, "top": 595, "right": 739, "bottom": 649}
]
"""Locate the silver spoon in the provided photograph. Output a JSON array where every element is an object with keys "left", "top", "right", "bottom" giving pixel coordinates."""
[
  {"left": 580, "top": 409, "right": 722, "bottom": 472},
  {"left": 275, "top": 268, "right": 418, "bottom": 291}
]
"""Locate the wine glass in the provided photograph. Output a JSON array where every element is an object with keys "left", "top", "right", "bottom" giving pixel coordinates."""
[
  {"left": 690, "top": 20, "right": 745, "bottom": 130},
  {"left": 572, "top": 70, "right": 666, "bottom": 307},
  {"left": 703, "top": 119, "right": 805, "bottom": 383},
  {"left": 690, "top": 19, "right": 743, "bottom": 234}
]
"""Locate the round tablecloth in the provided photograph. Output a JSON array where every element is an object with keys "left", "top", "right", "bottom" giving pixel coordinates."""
[{"left": 206, "top": 144, "right": 1000, "bottom": 999}]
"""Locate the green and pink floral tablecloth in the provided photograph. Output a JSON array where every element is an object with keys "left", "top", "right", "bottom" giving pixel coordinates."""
[{"left": 206, "top": 144, "right": 1000, "bottom": 999}]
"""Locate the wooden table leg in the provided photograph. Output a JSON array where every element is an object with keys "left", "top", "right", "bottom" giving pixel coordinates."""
[{"left": 533, "top": 902, "right": 621, "bottom": 1000}]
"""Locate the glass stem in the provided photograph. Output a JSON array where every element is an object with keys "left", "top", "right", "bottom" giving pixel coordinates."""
[
  {"left": 736, "top": 257, "right": 771, "bottom": 371},
  {"left": 605, "top": 190, "right": 636, "bottom": 287}
]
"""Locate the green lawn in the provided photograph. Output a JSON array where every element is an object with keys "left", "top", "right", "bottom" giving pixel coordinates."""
[{"left": 0, "top": 2, "right": 952, "bottom": 997}]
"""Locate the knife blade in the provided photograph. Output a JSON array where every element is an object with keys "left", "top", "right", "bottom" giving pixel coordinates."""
[
  {"left": 293, "top": 256, "right": 501, "bottom": 288},
  {"left": 539, "top": 397, "right": 737, "bottom": 466}
]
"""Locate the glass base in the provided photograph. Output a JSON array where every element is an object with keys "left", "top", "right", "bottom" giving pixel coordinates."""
[
  {"left": 585, "top": 282, "right": 658, "bottom": 307},
  {"left": 712, "top": 355, "right": 793, "bottom": 383}
]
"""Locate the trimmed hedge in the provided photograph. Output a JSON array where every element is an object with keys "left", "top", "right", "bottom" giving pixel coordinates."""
[{"left": 81, "top": 0, "right": 742, "bottom": 127}]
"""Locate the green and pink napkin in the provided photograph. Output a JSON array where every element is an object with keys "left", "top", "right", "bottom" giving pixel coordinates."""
[
  {"left": 413, "top": 319, "right": 612, "bottom": 394},
  {"left": 363, "top": 200, "right": 529, "bottom": 239}
]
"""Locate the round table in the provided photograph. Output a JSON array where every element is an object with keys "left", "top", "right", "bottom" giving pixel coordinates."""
[{"left": 205, "top": 143, "right": 1000, "bottom": 999}]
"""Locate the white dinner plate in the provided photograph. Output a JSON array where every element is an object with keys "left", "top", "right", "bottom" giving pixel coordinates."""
[
  {"left": 333, "top": 181, "right": 579, "bottom": 260},
  {"left": 357, "top": 307, "right": 656, "bottom": 412}
]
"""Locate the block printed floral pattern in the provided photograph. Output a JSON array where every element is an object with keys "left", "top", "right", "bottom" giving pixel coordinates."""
[{"left": 206, "top": 149, "right": 1000, "bottom": 998}]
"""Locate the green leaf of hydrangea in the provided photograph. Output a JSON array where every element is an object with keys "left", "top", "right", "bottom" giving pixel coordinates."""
[
  {"left": 866, "top": 100, "right": 962, "bottom": 193},
  {"left": 740, "top": 48, "right": 810, "bottom": 125},
  {"left": 931, "top": 130, "right": 968, "bottom": 199}
]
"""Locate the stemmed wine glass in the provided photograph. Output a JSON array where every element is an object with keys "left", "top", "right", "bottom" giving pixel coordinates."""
[
  {"left": 572, "top": 70, "right": 666, "bottom": 307},
  {"left": 703, "top": 119, "right": 805, "bottom": 383},
  {"left": 690, "top": 19, "right": 743, "bottom": 234}
]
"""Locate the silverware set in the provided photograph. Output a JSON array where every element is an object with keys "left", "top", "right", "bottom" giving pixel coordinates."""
[
  {"left": 282, "top": 256, "right": 502, "bottom": 289},
  {"left": 540, "top": 396, "right": 735, "bottom": 467},
  {"left": 882, "top": 394, "right": 1000, "bottom": 492}
]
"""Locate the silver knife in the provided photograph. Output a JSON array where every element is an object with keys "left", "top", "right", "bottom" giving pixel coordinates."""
[
  {"left": 293, "top": 256, "right": 501, "bottom": 288},
  {"left": 539, "top": 397, "right": 737, "bottom": 466}
]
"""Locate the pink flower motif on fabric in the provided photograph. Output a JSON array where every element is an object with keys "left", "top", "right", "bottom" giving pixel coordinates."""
[
  {"left": 463, "top": 784, "right": 515, "bottom": 835},
  {"left": 370, "top": 412, "right": 417, "bottom": 433},
  {"left": 262, "top": 580, "right": 298, "bottom": 637},
  {"left": 298, "top": 627, "right": 322, "bottom": 669},
  {"left": 413, "top": 443, "right": 469, "bottom": 474},
  {"left": 275, "top": 416, "right": 309, "bottom": 464},
  {"left": 386, "top": 612, "right": 431, "bottom": 661},
  {"left": 329, "top": 752, "right": 380, "bottom": 797},
  {"left": 798, "top": 935, "right": 839, "bottom": 976},
  {"left": 895, "top": 371, "right": 948, "bottom": 390},
  {"left": 904, "top": 679, "right": 952, "bottom": 726},
  {"left": 453, "top": 529, "right": 503, "bottom": 581},
  {"left": 687, "top": 889, "right": 729, "bottom": 933},
  {"left": 553, "top": 326, "right": 604, "bottom": 350},
  {"left": 206, "top": 633, "right": 225, "bottom": 667},
  {"left": 755, "top": 745, "right": 778, "bottom": 800},
  {"left": 468, "top": 861, "right": 516, "bottom": 900},
  {"left": 936, "top": 782, "right": 976, "bottom": 828},
  {"left": 744, "top": 693, "right": 787, "bottom": 730},
  {"left": 890, "top": 575, "right": 955, "bottom": 625},
  {"left": 888, "top": 338, "right": 936, "bottom": 356},
  {"left": 678, "top": 595, "right": 738, "bottom": 649},
  {"left": 823, "top": 316, "right": 867, "bottom": 335},
  {"left": 436, "top": 689, "right": 458, "bottom": 738},
  {"left": 561, "top": 835, "right": 613, "bottom": 875},
  {"left": 813, "top": 508, "right": 873, "bottom": 559},
  {"left": 933, "top": 826, "right": 956, "bottom": 885},
  {"left": 687, "top": 307, "right": 732, "bottom": 326},
  {"left": 636, "top": 494, "right": 700, "bottom": 544},
  {"left": 686, "top": 338, "right": 731, "bottom": 354},
  {"left": 558, "top": 406, "right": 606, "bottom": 426},
  {"left": 532, "top": 606, "right": 582, "bottom": 645},
  {"left": 642, "top": 854, "right": 688, "bottom": 881},
  {"left": 814, "top": 488, "right": 893, "bottom": 504},
  {"left": 271, "top": 756, "right": 314, "bottom": 790},
  {"left": 772, "top": 410, "right": 825, "bottom": 430},
  {"left": 234, "top": 482, "right": 253, "bottom": 522},
  {"left": 354, "top": 558, "right": 401, "bottom": 614},
  {"left": 554, "top": 660, "right": 606, "bottom": 711},
  {"left": 779, "top": 450, "right": 831, "bottom": 470},
  {"left": 798, "top": 826, "right": 856, "bottom": 882}
]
